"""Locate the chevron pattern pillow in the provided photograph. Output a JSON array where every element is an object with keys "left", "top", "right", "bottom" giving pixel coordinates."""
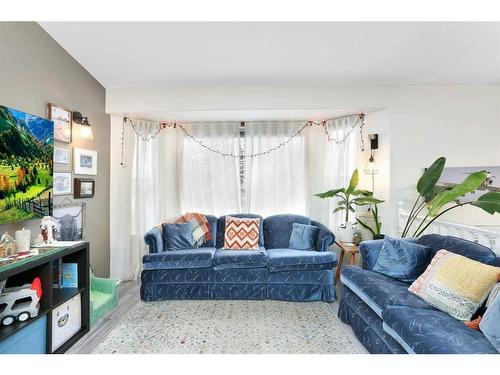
[{"left": 223, "top": 216, "right": 260, "bottom": 250}]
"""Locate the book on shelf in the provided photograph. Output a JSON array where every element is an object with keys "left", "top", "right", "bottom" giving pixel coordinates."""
[
  {"left": 52, "top": 258, "right": 63, "bottom": 289},
  {"left": 61, "top": 263, "right": 78, "bottom": 288}
]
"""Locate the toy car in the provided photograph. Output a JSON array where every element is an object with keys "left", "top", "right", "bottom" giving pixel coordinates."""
[{"left": 0, "top": 277, "right": 42, "bottom": 326}]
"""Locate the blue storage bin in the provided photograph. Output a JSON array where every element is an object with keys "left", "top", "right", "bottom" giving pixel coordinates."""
[{"left": 0, "top": 315, "right": 47, "bottom": 354}]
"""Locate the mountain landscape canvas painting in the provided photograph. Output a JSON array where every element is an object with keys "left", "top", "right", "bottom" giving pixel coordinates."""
[{"left": 0, "top": 105, "right": 54, "bottom": 224}]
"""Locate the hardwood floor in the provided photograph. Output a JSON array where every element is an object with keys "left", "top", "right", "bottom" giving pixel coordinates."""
[{"left": 68, "top": 281, "right": 368, "bottom": 354}]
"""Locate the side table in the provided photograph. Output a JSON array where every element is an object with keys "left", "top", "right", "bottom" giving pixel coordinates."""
[{"left": 335, "top": 241, "right": 360, "bottom": 280}]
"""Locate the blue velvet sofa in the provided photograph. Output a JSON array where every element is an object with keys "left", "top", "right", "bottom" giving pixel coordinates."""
[
  {"left": 338, "top": 234, "right": 500, "bottom": 354},
  {"left": 141, "top": 214, "right": 337, "bottom": 302}
]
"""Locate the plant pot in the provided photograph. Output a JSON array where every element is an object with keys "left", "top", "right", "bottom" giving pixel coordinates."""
[{"left": 337, "top": 222, "right": 355, "bottom": 243}]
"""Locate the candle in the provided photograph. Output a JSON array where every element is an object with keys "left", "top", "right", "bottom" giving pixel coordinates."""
[{"left": 15, "top": 228, "right": 31, "bottom": 253}]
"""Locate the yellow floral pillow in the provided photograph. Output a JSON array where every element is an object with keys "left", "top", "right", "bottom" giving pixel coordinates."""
[{"left": 409, "top": 249, "right": 500, "bottom": 321}]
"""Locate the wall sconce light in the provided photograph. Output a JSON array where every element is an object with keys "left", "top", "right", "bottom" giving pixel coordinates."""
[
  {"left": 73, "top": 111, "right": 94, "bottom": 140},
  {"left": 364, "top": 134, "right": 379, "bottom": 176}
]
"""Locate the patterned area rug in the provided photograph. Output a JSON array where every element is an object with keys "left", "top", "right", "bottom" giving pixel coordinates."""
[{"left": 92, "top": 300, "right": 358, "bottom": 354}]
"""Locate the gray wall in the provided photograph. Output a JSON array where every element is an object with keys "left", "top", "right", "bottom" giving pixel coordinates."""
[{"left": 0, "top": 22, "right": 110, "bottom": 276}]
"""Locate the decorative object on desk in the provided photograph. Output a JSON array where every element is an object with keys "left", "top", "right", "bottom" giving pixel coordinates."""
[
  {"left": 400, "top": 157, "right": 500, "bottom": 238},
  {"left": 0, "top": 104, "right": 54, "bottom": 225},
  {"left": 315, "top": 169, "right": 384, "bottom": 242},
  {"left": 0, "top": 232, "right": 16, "bottom": 258},
  {"left": 54, "top": 147, "right": 71, "bottom": 164},
  {"left": 352, "top": 229, "right": 362, "bottom": 246},
  {"left": 51, "top": 293, "right": 82, "bottom": 352},
  {"left": 40, "top": 216, "right": 56, "bottom": 244},
  {"left": 53, "top": 204, "right": 84, "bottom": 241},
  {"left": 73, "top": 148, "right": 97, "bottom": 175},
  {"left": 73, "top": 178, "right": 95, "bottom": 199},
  {"left": 72, "top": 111, "right": 94, "bottom": 140},
  {"left": 14, "top": 228, "right": 31, "bottom": 253},
  {"left": 61, "top": 263, "right": 78, "bottom": 288},
  {"left": 53, "top": 172, "right": 72, "bottom": 195},
  {"left": 48, "top": 103, "right": 71, "bottom": 143},
  {"left": 0, "top": 277, "right": 42, "bottom": 326}
]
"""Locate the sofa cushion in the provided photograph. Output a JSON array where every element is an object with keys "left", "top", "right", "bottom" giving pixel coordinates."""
[
  {"left": 212, "top": 248, "right": 268, "bottom": 270},
  {"left": 142, "top": 248, "right": 216, "bottom": 270},
  {"left": 382, "top": 306, "right": 498, "bottom": 354},
  {"left": 289, "top": 223, "right": 319, "bottom": 251},
  {"left": 409, "top": 249, "right": 500, "bottom": 322},
  {"left": 223, "top": 216, "right": 260, "bottom": 250},
  {"left": 372, "top": 237, "right": 432, "bottom": 283},
  {"left": 267, "top": 248, "right": 337, "bottom": 272},
  {"left": 263, "top": 214, "right": 311, "bottom": 249},
  {"left": 340, "top": 266, "right": 434, "bottom": 318},
  {"left": 417, "top": 234, "right": 497, "bottom": 265},
  {"left": 216, "top": 214, "right": 264, "bottom": 248},
  {"left": 162, "top": 222, "right": 193, "bottom": 250}
]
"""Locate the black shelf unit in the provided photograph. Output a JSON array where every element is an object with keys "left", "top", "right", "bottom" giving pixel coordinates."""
[{"left": 0, "top": 242, "right": 90, "bottom": 353}]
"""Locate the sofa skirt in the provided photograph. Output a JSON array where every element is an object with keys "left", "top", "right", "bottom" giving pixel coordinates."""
[
  {"left": 141, "top": 282, "right": 335, "bottom": 302},
  {"left": 338, "top": 287, "right": 405, "bottom": 354}
]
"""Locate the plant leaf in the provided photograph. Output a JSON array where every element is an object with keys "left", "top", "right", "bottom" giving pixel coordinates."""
[
  {"left": 471, "top": 192, "right": 500, "bottom": 215},
  {"left": 356, "top": 218, "right": 376, "bottom": 236},
  {"left": 417, "top": 157, "right": 446, "bottom": 200},
  {"left": 315, "top": 188, "right": 345, "bottom": 199},
  {"left": 345, "top": 169, "right": 358, "bottom": 195},
  {"left": 352, "top": 197, "right": 385, "bottom": 206},
  {"left": 427, "top": 170, "right": 487, "bottom": 216},
  {"left": 353, "top": 189, "right": 373, "bottom": 196},
  {"left": 332, "top": 207, "right": 344, "bottom": 213}
]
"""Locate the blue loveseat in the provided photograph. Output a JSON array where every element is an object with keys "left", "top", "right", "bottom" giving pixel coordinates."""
[
  {"left": 141, "top": 214, "right": 337, "bottom": 302},
  {"left": 338, "top": 234, "right": 500, "bottom": 354}
]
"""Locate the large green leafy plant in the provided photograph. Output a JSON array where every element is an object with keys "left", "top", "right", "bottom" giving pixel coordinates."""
[
  {"left": 315, "top": 169, "right": 384, "bottom": 226},
  {"left": 401, "top": 157, "right": 500, "bottom": 237}
]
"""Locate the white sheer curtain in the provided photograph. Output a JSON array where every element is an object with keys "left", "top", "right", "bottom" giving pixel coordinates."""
[
  {"left": 110, "top": 120, "right": 180, "bottom": 281},
  {"left": 179, "top": 122, "right": 241, "bottom": 216},
  {"left": 306, "top": 116, "right": 358, "bottom": 229},
  {"left": 244, "top": 121, "right": 307, "bottom": 216}
]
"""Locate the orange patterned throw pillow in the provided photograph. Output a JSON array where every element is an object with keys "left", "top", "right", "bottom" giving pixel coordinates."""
[{"left": 223, "top": 216, "right": 260, "bottom": 250}]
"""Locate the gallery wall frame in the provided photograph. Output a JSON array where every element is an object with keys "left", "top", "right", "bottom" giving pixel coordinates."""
[
  {"left": 74, "top": 178, "right": 95, "bottom": 199},
  {"left": 54, "top": 147, "right": 71, "bottom": 164},
  {"left": 53, "top": 172, "right": 72, "bottom": 195},
  {"left": 48, "top": 103, "right": 71, "bottom": 143},
  {"left": 52, "top": 198, "right": 86, "bottom": 241},
  {"left": 73, "top": 148, "right": 98, "bottom": 175}
]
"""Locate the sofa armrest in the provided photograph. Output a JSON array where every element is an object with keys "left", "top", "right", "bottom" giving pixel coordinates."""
[
  {"left": 144, "top": 227, "right": 163, "bottom": 254},
  {"left": 359, "top": 240, "right": 384, "bottom": 270},
  {"left": 311, "top": 220, "right": 335, "bottom": 252}
]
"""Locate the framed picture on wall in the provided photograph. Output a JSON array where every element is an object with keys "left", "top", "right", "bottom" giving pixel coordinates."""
[
  {"left": 53, "top": 172, "right": 72, "bottom": 195},
  {"left": 74, "top": 178, "right": 95, "bottom": 198},
  {"left": 73, "top": 148, "right": 97, "bottom": 175},
  {"left": 54, "top": 147, "right": 71, "bottom": 164},
  {"left": 48, "top": 103, "right": 71, "bottom": 143},
  {"left": 53, "top": 203, "right": 85, "bottom": 241}
]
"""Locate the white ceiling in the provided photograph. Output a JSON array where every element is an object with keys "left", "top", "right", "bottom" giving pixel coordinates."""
[{"left": 40, "top": 22, "right": 500, "bottom": 88}]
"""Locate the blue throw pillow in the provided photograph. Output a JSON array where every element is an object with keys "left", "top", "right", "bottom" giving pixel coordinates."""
[
  {"left": 162, "top": 222, "right": 193, "bottom": 250},
  {"left": 479, "top": 290, "right": 500, "bottom": 352},
  {"left": 373, "top": 236, "right": 431, "bottom": 283},
  {"left": 289, "top": 223, "right": 319, "bottom": 251}
]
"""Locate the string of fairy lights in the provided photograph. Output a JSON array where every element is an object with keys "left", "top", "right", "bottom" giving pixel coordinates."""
[{"left": 120, "top": 113, "right": 365, "bottom": 166}]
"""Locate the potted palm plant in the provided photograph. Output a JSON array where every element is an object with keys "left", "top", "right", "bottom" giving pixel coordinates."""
[{"left": 315, "top": 169, "right": 384, "bottom": 242}]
